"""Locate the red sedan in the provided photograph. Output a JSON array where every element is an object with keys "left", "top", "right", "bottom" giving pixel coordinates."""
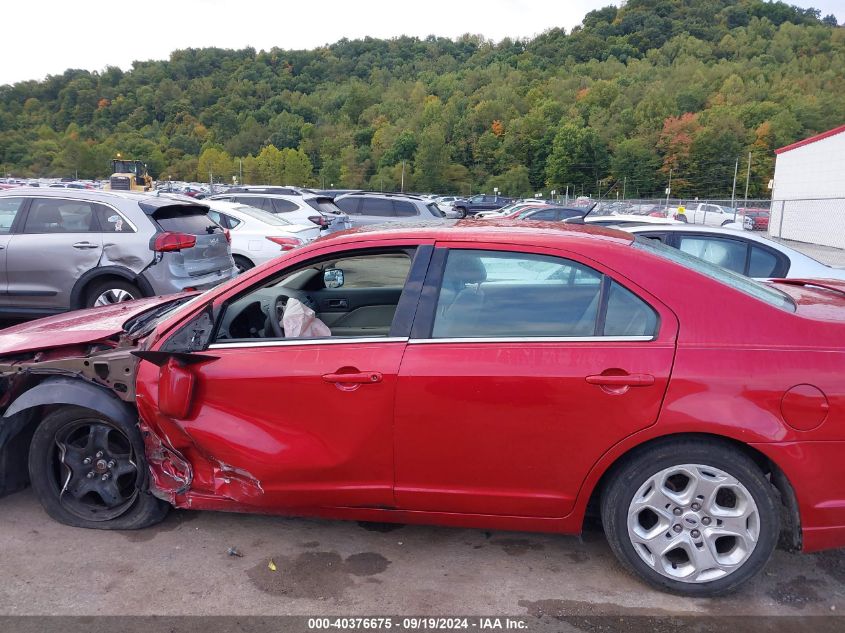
[{"left": 0, "top": 221, "right": 843, "bottom": 596}]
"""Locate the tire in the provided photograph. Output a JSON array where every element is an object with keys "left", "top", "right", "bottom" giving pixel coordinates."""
[
  {"left": 28, "top": 406, "right": 169, "bottom": 530},
  {"left": 455, "top": 207, "right": 467, "bottom": 219},
  {"left": 85, "top": 279, "right": 142, "bottom": 308},
  {"left": 721, "top": 220, "right": 733, "bottom": 227},
  {"left": 600, "top": 438, "right": 779, "bottom": 596},
  {"left": 677, "top": 214, "right": 688, "bottom": 223},
  {"left": 233, "top": 255, "right": 254, "bottom": 274}
]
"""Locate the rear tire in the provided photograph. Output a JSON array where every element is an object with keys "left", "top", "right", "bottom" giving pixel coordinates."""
[
  {"left": 233, "top": 255, "right": 254, "bottom": 274},
  {"left": 85, "top": 279, "right": 142, "bottom": 308},
  {"left": 601, "top": 438, "right": 779, "bottom": 596},
  {"left": 28, "top": 406, "right": 169, "bottom": 530}
]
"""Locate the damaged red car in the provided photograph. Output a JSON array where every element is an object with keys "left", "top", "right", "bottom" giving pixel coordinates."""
[{"left": 0, "top": 221, "right": 844, "bottom": 597}]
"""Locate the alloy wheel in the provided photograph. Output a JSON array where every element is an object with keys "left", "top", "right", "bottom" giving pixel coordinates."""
[
  {"left": 94, "top": 288, "right": 136, "bottom": 306},
  {"left": 626, "top": 463, "right": 760, "bottom": 583}
]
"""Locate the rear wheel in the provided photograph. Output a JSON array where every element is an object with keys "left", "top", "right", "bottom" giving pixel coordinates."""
[
  {"left": 233, "top": 255, "right": 254, "bottom": 274},
  {"left": 28, "top": 406, "right": 168, "bottom": 529},
  {"left": 85, "top": 279, "right": 142, "bottom": 308},
  {"left": 601, "top": 439, "right": 779, "bottom": 596}
]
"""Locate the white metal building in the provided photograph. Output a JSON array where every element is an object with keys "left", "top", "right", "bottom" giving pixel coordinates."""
[{"left": 770, "top": 124, "right": 845, "bottom": 249}]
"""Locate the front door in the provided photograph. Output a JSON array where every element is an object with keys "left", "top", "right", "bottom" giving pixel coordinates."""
[
  {"left": 0, "top": 196, "right": 27, "bottom": 298},
  {"left": 164, "top": 244, "right": 431, "bottom": 509},
  {"left": 394, "top": 244, "right": 678, "bottom": 517}
]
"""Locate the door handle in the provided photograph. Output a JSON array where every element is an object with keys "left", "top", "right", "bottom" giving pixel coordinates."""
[
  {"left": 585, "top": 373, "right": 655, "bottom": 387},
  {"left": 72, "top": 242, "right": 99, "bottom": 249},
  {"left": 322, "top": 371, "right": 382, "bottom": 384}
]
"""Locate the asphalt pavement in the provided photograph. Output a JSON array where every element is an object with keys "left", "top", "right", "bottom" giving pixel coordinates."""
[{"left": 1, "top": 488, "right": 844, "bottom": 622}]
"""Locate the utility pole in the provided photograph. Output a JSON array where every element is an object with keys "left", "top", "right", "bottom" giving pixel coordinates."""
[
  {"left": 622, "top": 176, "right": 626, "bottom": 200},
  {"left": 239, "top": 158, "right": 243, "bottom": 185},
  {"left": 665, "top": 169, "right": 672, "bottom": 208},
  {"left": 400, "top": 160, "right": 405, "bottom": 193},
  {"left": 730, "top": 157, "right": 739, "bottom": 218},
  {"left": 743, "top": 152, "right": 752, "bottom": 211}
]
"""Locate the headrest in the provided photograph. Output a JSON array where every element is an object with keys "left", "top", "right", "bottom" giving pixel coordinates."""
[{"left": 448, "top": 251, "right": 487, "bottom": 284}]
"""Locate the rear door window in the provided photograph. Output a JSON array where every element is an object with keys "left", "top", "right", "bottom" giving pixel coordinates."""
[
  {"left": 0, "top": 197, "right": 25, "bottom": 233},
  {"left": 677, "top": 235, "right": 747, "bottom": 274},
  {"left": 23, "top": 198, "right": 97, "bottom": 233},
  {"left": 432, "top": 249, "right": 657, "bottom": 339},
  {"left": 360, "top": 198, "right": 395, "bottom": 217}
]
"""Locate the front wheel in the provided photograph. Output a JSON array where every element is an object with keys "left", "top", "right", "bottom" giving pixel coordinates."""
[
  {"left": 601, "top": 439, "right": 780, "bottom": 596},
  {"left": 455, "top": 207, "right": 467, "bottom": 219},
  {"left": 28, "top": 406, "right": 168, "bottom": 529}
]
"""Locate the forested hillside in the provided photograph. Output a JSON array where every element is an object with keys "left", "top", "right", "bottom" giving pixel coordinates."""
[{"left": 0, "top": 0, "right": 843, "bottom": 197}]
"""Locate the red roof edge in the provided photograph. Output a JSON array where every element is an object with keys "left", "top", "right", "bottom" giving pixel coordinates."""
[{"left": 775, "top": 123, "right": 845, "bottom": 155}]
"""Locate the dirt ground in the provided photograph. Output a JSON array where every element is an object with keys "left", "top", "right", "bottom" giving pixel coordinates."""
[{"left": 1, "top": 487, "right": 844, "bottom": 624}]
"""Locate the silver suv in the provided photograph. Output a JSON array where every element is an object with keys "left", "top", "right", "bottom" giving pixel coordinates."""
[
  {"left": 334, "top": 192, "right": 447, "bottom": 227},
  {"left": 0, "top": 189, "right": 237, "bottom": 316}
]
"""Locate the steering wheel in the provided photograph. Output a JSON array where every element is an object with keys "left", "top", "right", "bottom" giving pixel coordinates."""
[{"left": 267, "top": 295, "right": 287, "bottom": 338}]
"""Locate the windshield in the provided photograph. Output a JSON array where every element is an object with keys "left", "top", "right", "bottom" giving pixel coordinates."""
[
  {"left": 231, "top": 205, "right": 293, "bottom": 226},
  {"left": 634, "top": 237, "right": 795, "bottom": 312}
]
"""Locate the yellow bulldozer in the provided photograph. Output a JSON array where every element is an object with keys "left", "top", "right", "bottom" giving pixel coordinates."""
[{"left": 105, "top": 159, "right": 152, "bottom": 192}]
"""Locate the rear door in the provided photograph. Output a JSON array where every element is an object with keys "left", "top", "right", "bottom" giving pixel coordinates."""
[
  {"left": 394, "top": 243, "right": 678, "bottom": 517},
  {"left": 4, "top": 197, "right": 103, "bottom": 310}
]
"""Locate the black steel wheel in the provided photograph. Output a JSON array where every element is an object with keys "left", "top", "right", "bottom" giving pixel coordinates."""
[{"left": 29, "top": 406, "right": 168, "bottom": 529}]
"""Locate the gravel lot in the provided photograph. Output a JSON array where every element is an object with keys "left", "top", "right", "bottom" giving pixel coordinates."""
[{"left": 1, "top": 487, "right": 844, "bottom": 624}]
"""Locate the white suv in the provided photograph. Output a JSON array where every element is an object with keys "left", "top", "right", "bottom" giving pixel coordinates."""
[{"left": 209, "top": 187, "right": 351, "bottom": 233}]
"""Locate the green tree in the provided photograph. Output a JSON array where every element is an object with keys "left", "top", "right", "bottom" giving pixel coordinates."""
[
  {"left": 610, "top": 138, "right": 661, "bottom": 197},
  {"left": 255, "top": 145, "right": 284, "bottom": 184},
  {"left": 197, "top": 147, "right": 234, "bottom": 182},
  {"left": 545, "top": 123, "right": 609, "bottom": 195},
  {"left": 413, "top": 125, "right": 449, "bottom": 192}
]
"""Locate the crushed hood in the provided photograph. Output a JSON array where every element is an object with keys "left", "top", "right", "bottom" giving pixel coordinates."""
[{"left": 0, "top": 295, "right": 181, "bottom": 356}]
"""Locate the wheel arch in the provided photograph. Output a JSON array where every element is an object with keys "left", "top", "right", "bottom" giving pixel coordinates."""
[
  {"left": 0, "top": 377, "right": 139, "bottom": 497},
  {"left": 70, "top": 267, "right": 155, "bottom": 309},
  {"left": 581, "top": 432, "right": 801, "bottom": 551}
]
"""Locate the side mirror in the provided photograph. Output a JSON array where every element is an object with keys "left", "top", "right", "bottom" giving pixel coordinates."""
[
  {"left": 159, "top": 357, "right": 195, "bottom": 419},
  {"left": 323, "top": 268, "right": 344, "bottom": 289}
]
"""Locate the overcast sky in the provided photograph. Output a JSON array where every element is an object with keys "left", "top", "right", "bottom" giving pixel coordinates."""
[{"left": 1, "top": 0, "right": 843, "bottom": 85}]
